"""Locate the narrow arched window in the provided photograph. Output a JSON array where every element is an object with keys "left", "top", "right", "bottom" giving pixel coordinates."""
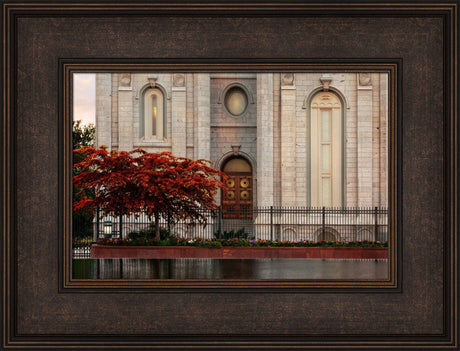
[
  {"left": 310, "top": 92, "right": 343, "bottom": 207},
  {"left": 141, "top": 88, "right": 165, "bottom": 140}
]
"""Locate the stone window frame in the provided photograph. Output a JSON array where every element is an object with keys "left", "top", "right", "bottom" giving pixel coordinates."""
[
  {"left": 139, "top": 84, "right": 167, "bottom": 141},
  {"left": 306, "top": 89, "right": 346, "bottom": 207},
  {"left": 218, "top": 82, "right": 255, "bottom": 119}
]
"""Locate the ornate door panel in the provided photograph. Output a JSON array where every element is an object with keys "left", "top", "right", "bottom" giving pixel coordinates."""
[{"left": 222, "top": 174, "right": 253, "bottom": 219}]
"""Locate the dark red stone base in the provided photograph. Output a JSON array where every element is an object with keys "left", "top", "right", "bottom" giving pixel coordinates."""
[{"left": 91, "top": 245, "right": 388, "bottom": 259}]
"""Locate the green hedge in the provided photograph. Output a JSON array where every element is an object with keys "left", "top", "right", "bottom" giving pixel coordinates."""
[{"left": 95, "top": 237, "right": 388, "bottom": 248}]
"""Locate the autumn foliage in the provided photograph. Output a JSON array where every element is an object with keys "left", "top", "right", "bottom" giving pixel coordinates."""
[{"left": 73, "top": 146, "right": 226, "bottom": 240}]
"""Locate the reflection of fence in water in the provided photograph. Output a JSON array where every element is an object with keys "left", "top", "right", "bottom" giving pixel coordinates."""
[
  {"left": 78, "top": 207, "right": 388, "bottom": 243},
  {"left": 72, "top": 258, "right": 390, "bottom": 280},
  {"left": 72, "top": 258, "right": 222, "bottom": 278},
  {"left": 72, "top": 245, "right": 92, "bottom": 258}
]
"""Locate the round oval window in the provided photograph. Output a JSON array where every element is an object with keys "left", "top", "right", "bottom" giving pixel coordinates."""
[{"left": 224, "top": 87, "right": 248, "bottom": 117}]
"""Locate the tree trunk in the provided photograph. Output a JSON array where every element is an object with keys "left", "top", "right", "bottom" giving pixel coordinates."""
[{"left": 154, "top": 211, "right": 160, "bottom": 241}]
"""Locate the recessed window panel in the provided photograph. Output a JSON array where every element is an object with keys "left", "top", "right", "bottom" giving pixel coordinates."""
[
  {"left": 321, "top": 177, "right": 332, "bottom": 207},
  {"left": 224, "top": 87, "right": 248, "bottom": 116},
  {"left": 151, "top": 95, "right": 157, "bottom": 136},
  {"left": 143, "top": 88, "right": 164, "bottom": 139},
  {"left": 321, "top": 144, "right": 331, "bottom": 172},
  {"left": 321, "top": 110, "right": 331, "bottom": 142},
  {"left": 223, "top": 158, "right": 251, "bottom": 173}
]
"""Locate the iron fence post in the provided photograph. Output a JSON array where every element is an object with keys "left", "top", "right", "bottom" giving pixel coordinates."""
[
  {"left": 96, "top": 207, "right": 100, "bottom": 239},
  {"left": 167, "top": 213, "right": 171, "bottom": 234},
  {"left": 322, "top": 206, "right": 326, "bottom": 239},
  {"left": 374, "top": 206, "right": 378, "bottom": 240},
  {"left": 270, "top": 206, "right": 274, "bottom": 241},
  {"left": 119, "top": 215, "right": 123, "bottom": 239},
  {"left": 218, "top": 207, "right": 222, "bottom": 239}
]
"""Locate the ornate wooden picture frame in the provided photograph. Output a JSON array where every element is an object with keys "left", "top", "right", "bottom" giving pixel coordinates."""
[{"left": 2, "top": 1, "right": 457, "bottom": 349}]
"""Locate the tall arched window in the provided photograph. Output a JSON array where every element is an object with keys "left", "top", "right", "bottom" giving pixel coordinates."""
[
  {"left": 310, "top": 92, "right": 343, "bottom": 207},
  {"left": 141, "top": 88, "right": 165, "bottom": 140}
]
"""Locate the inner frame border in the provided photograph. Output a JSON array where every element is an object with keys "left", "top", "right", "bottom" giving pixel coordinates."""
[{"left": 60, "top": 61, "right": 399, "bottom": 292}]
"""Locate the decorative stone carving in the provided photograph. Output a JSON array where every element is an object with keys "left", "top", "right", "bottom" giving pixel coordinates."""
[
  {"left": 173, "top": 73, "right": 185, "bottom": 87},
  {"left": 359, "top": 73, "right": 372, "bottom": 86},
  {"left": 281, "top": 73, "right": 294, "bottom": 86},
  {"left": 119, "top": 73, "right": 131, "bottom": 87},
  {"left": 231, "top": 145, "right": 241, "bottom": 155},
  {"left": 147, "top": 76, "right": 157, "bottom": 88},
  {"left": 320, "top": 74, "right": 333, "bottom": 90}
]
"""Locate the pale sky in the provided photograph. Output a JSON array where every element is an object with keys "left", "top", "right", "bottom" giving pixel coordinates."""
[{"left": 73, "top": 73, "right": 95, "bottom": 125}]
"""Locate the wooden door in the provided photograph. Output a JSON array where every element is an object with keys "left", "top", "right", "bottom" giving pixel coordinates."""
[{"left": 222, "top": 173, "right": 253, "bottom": 219}]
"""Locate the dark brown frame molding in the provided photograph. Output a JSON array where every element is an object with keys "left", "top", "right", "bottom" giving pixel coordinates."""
[{"left": 2, "top": 1, "right": 458, "bottom": 350}]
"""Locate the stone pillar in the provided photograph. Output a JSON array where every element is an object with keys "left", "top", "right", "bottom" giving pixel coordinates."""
[
  {"left": 280, "top": 74, "right": 296, "bottom": 206},
  {"left": 117, "top": 73, "right": 133, "bottom": 151},
  {"left": 256, "top": 73, "right": 274, "bottom": 206},
  {"left": 171, "top": 73, "right": 187, "bottom": 157},
  {"left": 272, "top": 74, "right": 282, "bottom": 207},
  {"left": 357, "top": 73, "right": 373, "bottom": 207},
  {"left": 95, "top": 73, "right": 112, "bottom": 149},
  {"left": 193, "top": 74, "right": 211, "bottom": 160},
  {"left": 379, "top": 73, "right": 389, "bottom": 207}
]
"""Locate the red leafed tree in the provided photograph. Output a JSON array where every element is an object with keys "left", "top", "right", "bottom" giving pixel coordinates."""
[{"left": 73, "top": 146, "right": 226, "bottom": 240}]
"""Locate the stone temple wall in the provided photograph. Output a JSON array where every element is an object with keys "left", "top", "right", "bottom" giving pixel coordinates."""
[{"left": 95, "top": 72, "right": 388, "bottom": 210}]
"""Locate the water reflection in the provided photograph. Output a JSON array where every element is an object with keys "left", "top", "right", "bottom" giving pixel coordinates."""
[{"left": 73, "top": 258, "right": 388, "bottom": 280}]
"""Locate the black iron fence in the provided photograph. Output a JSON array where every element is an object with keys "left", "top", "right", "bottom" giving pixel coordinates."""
[{"left": 74, "top": 207, "right": 388, "bottom": 243}]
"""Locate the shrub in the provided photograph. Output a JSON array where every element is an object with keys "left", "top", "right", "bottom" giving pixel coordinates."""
[
  {"left": 168, "top": 237, "right": 188, "bottom": 246},
  {"left": 221, "top": 238, "right": 252, "bottom": 247},
  {"left": 72, "top": 236, "right": 94, "bottom": 247},
  {"left": 72, "top": 212, "right": 94, "bottom": 239},
  {"left": 128, "top": 224, "right": 172, "bottom": 241},
  {"left": 198, "top": 240, "right": 223, "bottom": 248},
  {"left": 214, "top": 228, "right": 254, "bottom": 240},
  {"left": 94, "top": 237, "right": 389, "bottom": 248}
]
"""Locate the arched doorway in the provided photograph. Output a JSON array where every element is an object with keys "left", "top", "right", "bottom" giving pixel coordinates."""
[{"left": 221, "top": 157, "right": 253, "bottom": 219}]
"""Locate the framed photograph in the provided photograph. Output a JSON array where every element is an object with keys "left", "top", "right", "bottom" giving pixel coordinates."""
[
  {"left": 68, "top": 66, "right": 395, "bottom": 287},
  {"left": 2, "top": 1, "right": 457, "bottom": 350}
]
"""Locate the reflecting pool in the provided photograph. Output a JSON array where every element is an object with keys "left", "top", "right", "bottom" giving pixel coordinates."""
[{"left": 73, "top": 258, "right": 388, "bottom": 280}]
